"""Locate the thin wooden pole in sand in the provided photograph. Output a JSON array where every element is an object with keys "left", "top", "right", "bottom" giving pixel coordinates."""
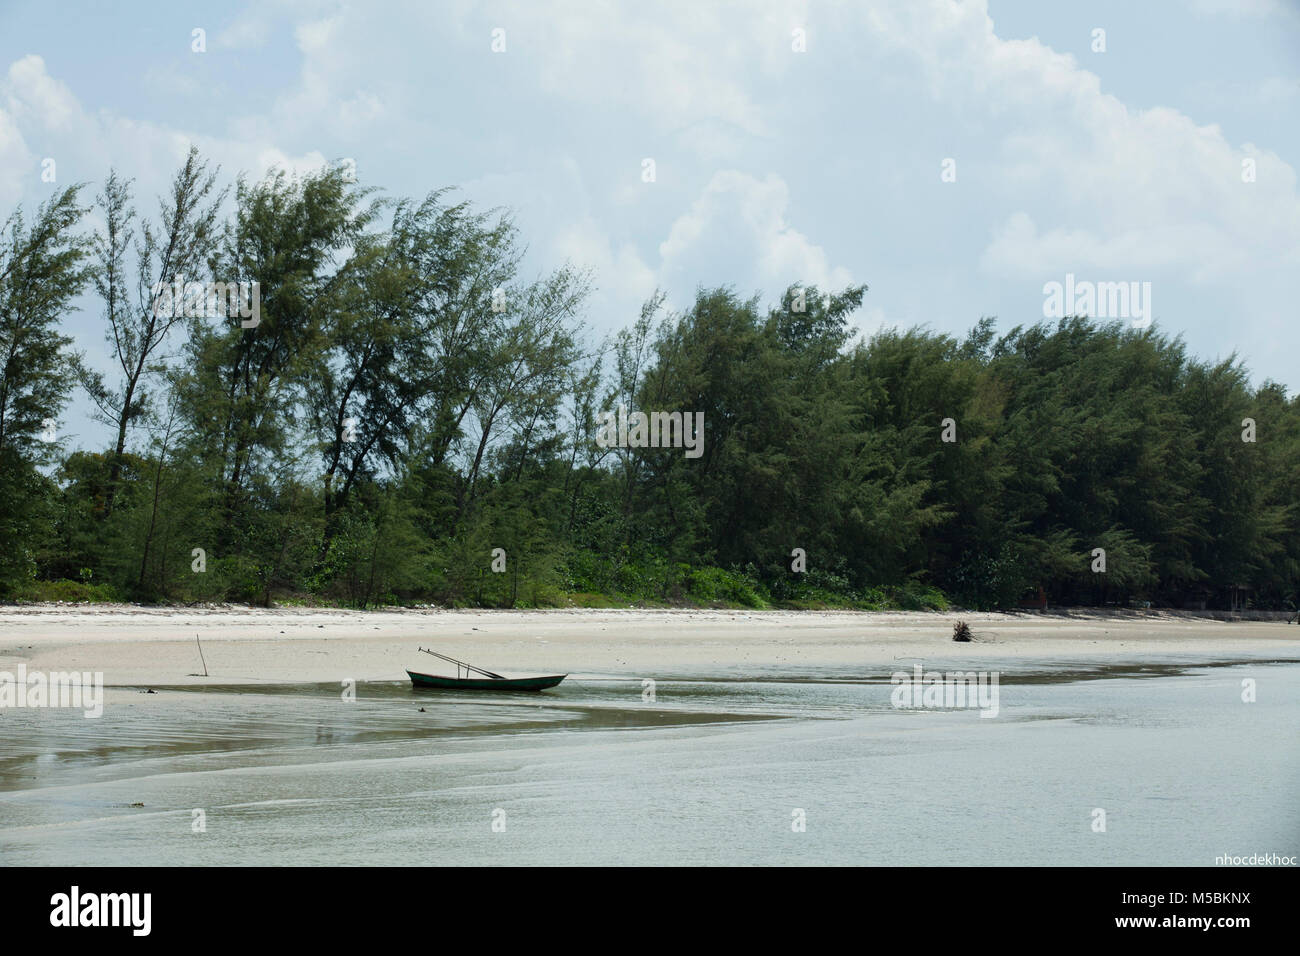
[{"left": 196, "top": 633, "right": 208, "bottom": 677}]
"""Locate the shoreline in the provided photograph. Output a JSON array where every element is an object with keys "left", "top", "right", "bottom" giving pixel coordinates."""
[
  {"left": 3, "top": 605, "right": 1297, "bottom": 867},
  {"left": 1, "top": 600, "right": 1293, "bottom": 621},
  {"left": 1, "top": 605, "right": 1296, "bottom": 686}
]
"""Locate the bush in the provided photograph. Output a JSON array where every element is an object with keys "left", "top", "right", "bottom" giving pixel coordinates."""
[
  {"left": 13, "top": 579, "right": 124, "bottom": 603},
  {"left": 886, "top": 582, "right": 950, "bottom": 612},
  {"left": 686, "top": 567, "right": 768, "bottom": 608}
]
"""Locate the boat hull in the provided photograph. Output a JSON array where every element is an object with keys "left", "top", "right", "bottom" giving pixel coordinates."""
[{"left": 406, "top": 670, "right": 567, "bottom": 692}]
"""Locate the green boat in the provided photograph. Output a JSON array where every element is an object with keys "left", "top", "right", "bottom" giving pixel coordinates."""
[
  {"left": 407, "top": 648, "right": 566, "bottom": 692},
  {"left": 406, "top": 670, "right": 567, "bottom": 691}
]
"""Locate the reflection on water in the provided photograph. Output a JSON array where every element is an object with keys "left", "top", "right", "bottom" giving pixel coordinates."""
[{"left": 1, "top": 655, "right": 1297, "bottom": 865}]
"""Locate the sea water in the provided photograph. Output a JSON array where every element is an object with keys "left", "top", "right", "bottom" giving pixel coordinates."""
[{"left": 0, "top": 654, "right": 1296, "bottom": 865}]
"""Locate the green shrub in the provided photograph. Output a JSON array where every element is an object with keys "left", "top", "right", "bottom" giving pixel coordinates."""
[
  {"left": 14, "top": 579, "right": 124, "bottom": 603},
  {"left": 687, "top": 567, "right": 768, "bottom": 608}
]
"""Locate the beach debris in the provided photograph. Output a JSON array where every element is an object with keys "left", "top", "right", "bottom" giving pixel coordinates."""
[{"left": 952, "top": 620, "right": 973, "bottom": 642}]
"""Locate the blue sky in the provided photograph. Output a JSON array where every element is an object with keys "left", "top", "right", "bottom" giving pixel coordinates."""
[{"left": 2, "top": 0, "right": 1298, "bottom": 451}]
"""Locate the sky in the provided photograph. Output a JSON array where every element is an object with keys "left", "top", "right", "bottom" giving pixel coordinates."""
[{"left": 2, "top": 0, "right": 1298, "bottom": 452}]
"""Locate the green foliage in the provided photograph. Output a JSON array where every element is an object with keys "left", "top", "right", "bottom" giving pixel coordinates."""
[
  {"left": 4, "top": 154, "right": 1299, "bottom": 614},
  {"left": 885, "top": 582, "right": 951, "bottom": 612},
  {"left": 13, "top": 578, "right": 123, "bottom": 603},
  {"left": 685, "top": 567, "right": 768, "bottom": 608}
]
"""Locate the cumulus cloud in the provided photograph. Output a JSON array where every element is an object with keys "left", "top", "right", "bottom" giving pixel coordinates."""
[
  {"left": 555, "top": 216, "right": 656, "bottom": 305},
  {"left": 0, "top": 105, "right": 32, "bottom": 205},
  {"left": 857, "top": 1, "right": 1300, "bottom": 283},
  {"left": 2, "top": 0, "right": 1297, "bottom": 389},
  {"left": 513, "top": 0, "right": 775, "bottom": 138},
  {"left": 1, "top": 52, "right": 335, "bottom": 201},
  {"left": 658, "top": 170, "right": 853, "bottom": 301},
  {"left": 3, "top": 55, "right": 80, "bottom": 131}
]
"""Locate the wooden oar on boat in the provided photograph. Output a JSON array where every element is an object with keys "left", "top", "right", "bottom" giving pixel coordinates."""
[{"left": 418, "top": 647, "right": 505, "bottom": 679}]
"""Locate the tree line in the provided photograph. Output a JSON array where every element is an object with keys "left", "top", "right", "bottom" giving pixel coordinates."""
[{"left": 2, "top": 151, "right": 1297, "bottom": 610}]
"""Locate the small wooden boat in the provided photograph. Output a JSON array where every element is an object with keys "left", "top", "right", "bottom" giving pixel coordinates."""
[
  {"left": 406, "top": 670, "right": 567, "bottom": 691},
  {"left": 407, "top": 648, "right": 566, "bottom": 692}
]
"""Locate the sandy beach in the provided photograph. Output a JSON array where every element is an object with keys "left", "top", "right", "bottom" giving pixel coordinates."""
[
  {"left": 2, "top": 604, "right": 1298, "bottom": 866},
  {"left": 0, "top": 605, "right": 1295, "bottom": 685}
]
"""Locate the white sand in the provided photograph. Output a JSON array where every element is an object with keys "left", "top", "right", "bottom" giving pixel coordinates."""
[{"left": 0, "top": 604, "right": 1295, "bottom": 685}]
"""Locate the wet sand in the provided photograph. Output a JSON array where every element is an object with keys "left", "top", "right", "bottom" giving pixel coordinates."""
[
  {"left": 0, "top": 605, "right": 1296, "bottom": 685},
  {"left": 2, "top": 606, "right": 1297, "bottom": 865}
]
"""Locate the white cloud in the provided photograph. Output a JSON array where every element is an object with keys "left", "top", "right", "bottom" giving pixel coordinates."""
[
  {"left": 7, "top": 53, "right": 331, "bottom": 178},
  {"left": 849, "top": 305, "right": 889, "bottom": 344},
  {"left": 0, "top": 52, "right": 337, "bottom": 236},
  {"left": 980, "top": 211, "right": 1236, "bottom": 278},
  {"left": 3, "top": 0, "right": 1297, "bottom": 392},
  {"left": 263, "top": 15, "right": 388, "bottom": 137},
  {"left": 520, "top": 1, "right": 773, "bottom": 138},
  {"left": 659, "top": 170, "right": 853, "bottom": 299},
  {"left": 857, "top": 1, "right": 1300, "bottom": 282},
  {"left": 246, "top": 0, "right": 804, "bottom": 156},
  {"left": 4, "top": 55, "right": 81, "bottom": 132},
  {"left": 0, "top": 105, "right": 32, "bottom": 205},
  {"left": 253, "top": 146, "right": 331, "bottom": 180},
  {"left": 215, "top": 12, "right": 275, "bottom": 50},
  {"left": 555, "top": 216, "right": 656, "bottom": 304}
]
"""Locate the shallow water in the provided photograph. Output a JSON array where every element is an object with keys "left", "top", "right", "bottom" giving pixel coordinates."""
[{"left": 1, "top": 653, "right": 1297, "bottom": 865}]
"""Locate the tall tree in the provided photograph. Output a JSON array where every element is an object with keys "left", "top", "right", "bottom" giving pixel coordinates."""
[
  {"left": 81, "top": 148, "right": 225, "bottom": 516},
  {"left": 0, "top": 186, "right": 93, "bottom": 591},
  {"left": 178, "top": 162, "right": 373, "bottom": 551},
  {"left": 306, "top": 191, "right": 526, "bottom": 554}
]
